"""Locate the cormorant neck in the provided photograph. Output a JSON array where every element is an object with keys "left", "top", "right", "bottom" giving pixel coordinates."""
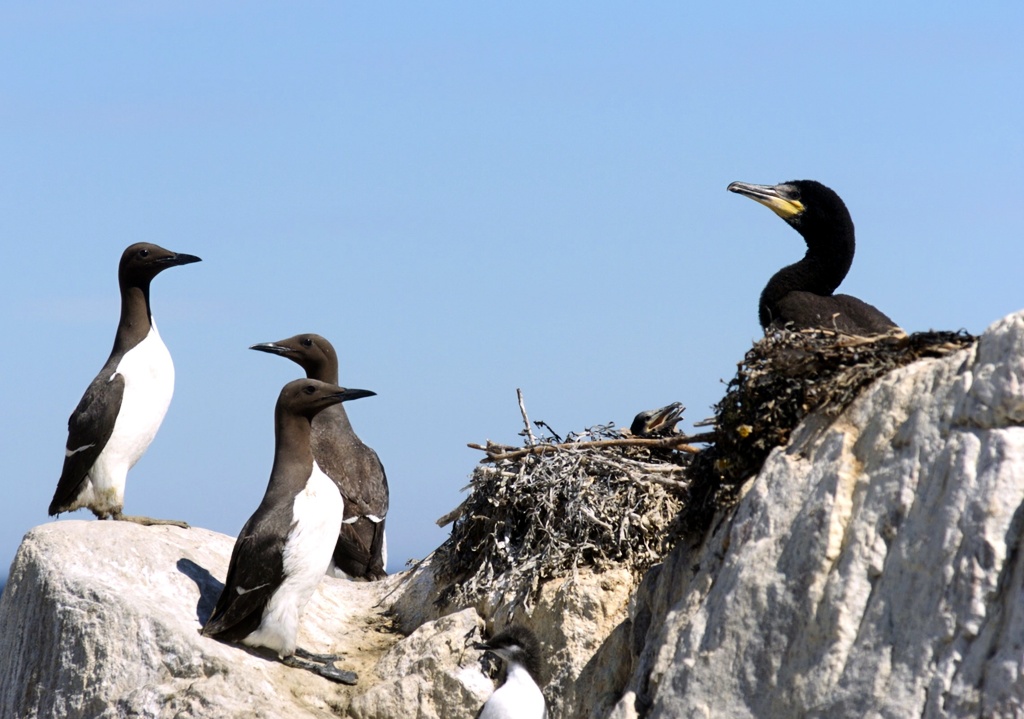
[
  {"left": 759, "top": 220, "right": 856, "bottom": 328},
  {"left": 795, "top": 208, "right": 856, "bottom": 292}
]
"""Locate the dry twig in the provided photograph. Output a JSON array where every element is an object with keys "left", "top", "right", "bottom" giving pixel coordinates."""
[{"left": 433, "top": 327, "right": 976, "bottom": 614}]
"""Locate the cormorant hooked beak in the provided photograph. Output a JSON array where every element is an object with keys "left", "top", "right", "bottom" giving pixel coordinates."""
[
  {"left": 728, "top": 181, "right": 805, "bottom": 221},
  {"left": 630, "top": 402, "right": 685, "bottom": 437}
]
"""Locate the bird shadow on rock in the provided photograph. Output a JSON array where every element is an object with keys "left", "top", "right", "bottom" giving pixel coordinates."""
[{"left": 176, "top": 557, "right": 223, "bottom": 625}]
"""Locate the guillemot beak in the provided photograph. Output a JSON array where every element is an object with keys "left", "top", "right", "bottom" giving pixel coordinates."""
[
  {"left": 160, "top": 252, "right": 202, "bottom": 267},
  {"left": 250, "top": 342, "right": 293, "bottom": 356},
  {"left": 331, "top": 388, "right": 376, "bottom": 404}
]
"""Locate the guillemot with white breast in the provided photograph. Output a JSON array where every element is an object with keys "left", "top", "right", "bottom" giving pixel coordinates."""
[
  {"left": 250, "top": 333, "right": 389, "bottom": 580},
  {"left": 474, "top": 625, "right": 547, "bottom": 719},
  {"left": 201, "top": 378, "right": 375, "bottom": 684},
  {"left": 48, "top": 242, "right": 201, "bottom": 527}
]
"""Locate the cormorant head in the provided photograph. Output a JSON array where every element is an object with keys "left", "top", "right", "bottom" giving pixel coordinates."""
[
  {"left": 250, "top": 333, "right": 340, "bottom": 383},
  {"left": 727, "top": 179, "right": 854, "bottom": 252},
  {"left": 276, "top": 378, "right": 376, "bottom": 421},
  {"left": 118, "top": 242, "right": 202, "bottom": 285},
  {"left": 630, "top": 402, "right": 685, "bottom": 437}
]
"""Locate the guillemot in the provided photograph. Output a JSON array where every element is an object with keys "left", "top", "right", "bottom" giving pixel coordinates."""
[
  {"left": 48, "top": 242, "right": 201, "bottom": 527},
  {"left": 474, "top": 625, "right": 547, "bottom": 719},
  {"left": 250, "top": 333, "right": 389, "bottom": 580},
  {"left": 201, "top": 378, "right": 375, "bottom": 683}
]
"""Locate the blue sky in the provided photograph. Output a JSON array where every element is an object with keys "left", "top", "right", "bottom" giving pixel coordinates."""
[{"left": 2, "top": 3, "right": 1022, "bottom": 577}]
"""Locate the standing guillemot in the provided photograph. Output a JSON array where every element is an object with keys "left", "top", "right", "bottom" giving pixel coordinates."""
[
  {"left": 474, "top": 625, "right": 547, "bottom": 719},
  {"left": 250, "top": 333, "right": 389, "bottom": 580},
  {"left": 48, "top": 242, "right": 201, "bottom": 527},
  {"left": 201, "top": 378, "right": 375, "bottom": 684}
]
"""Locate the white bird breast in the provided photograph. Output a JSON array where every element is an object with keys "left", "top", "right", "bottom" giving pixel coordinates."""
[
  {"left": 244, "top": 463, "right": 344, "bottom": 657},
  {"left": 80, "top": 321, "right": 175, "bottom": 513},
  {"left": 480, "top": 662, "right": 547, "bottom": 719}
]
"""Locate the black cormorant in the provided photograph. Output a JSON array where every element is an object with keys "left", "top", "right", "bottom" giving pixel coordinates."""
[
  {"left": 629, "top": 402, "right": 685, "bottom": 438},
  {"left": 727, "top": 179, "right": 900, "bottom": 335}
]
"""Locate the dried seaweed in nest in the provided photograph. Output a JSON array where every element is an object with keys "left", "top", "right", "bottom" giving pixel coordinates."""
[
  {"left": 435, "top": 421, "right": 698, "bottom": 612},
  {"left": 434, "top": 327, "right": 976, "bottom": 613},
  {"left": 678, "top": 328, "right": 977, "bottom": 535}
]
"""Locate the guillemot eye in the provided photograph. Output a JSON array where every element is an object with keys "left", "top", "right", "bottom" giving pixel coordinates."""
[
  {"left": 303, "top": 385, "right": 316, "bottom": 395},
  {"left": 139, "top": 248, "right": 150, "bottom": 258},
  {"left": 301, "top": 338, "right": 313, "bottom": 347}
]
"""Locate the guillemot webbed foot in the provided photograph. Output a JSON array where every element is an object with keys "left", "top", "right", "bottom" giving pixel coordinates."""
[
  {"left": 284, "top": 652, "right": 358, "bottom": 684},
  {"left": 111, "top": 511, "right": 190, "bottom": 529},
  {"left": 294, "top": 646, "right": 343, "bottom": 663}
]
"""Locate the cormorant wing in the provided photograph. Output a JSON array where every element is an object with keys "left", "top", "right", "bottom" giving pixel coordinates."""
[
  {"left": 775, "top": 292, "right": 899, "bottom": 335},
  {"left": 49, "top": 369, "right": 125, "bottom": 515}
]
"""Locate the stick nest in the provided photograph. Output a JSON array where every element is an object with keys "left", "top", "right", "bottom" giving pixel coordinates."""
[
  {"left": 680, "top": 328, "right": 977, "bottom": 532},
  {"left": 434, "top": 425, "right": 696, "bottom": 610},
  {"left": 434, "top": 328, "right": 976, "bottom": 611}
]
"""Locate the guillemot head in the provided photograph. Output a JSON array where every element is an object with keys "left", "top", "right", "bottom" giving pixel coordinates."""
[
  {"left": 474, "top": 625, "right": 543, "bottom": 683},
  {"left": 118, "top": 242, "right": 202, "bottom": 286},
  {"left": 250, "top": 333, "right": 339, "bottom": 382},
  {"left": 276, "top": 378, "right": 376, "bottom": 421}
]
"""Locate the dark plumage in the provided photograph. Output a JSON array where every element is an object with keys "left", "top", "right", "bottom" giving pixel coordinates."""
[
  {"left": 474, "top": 625, "right": 546, "bottom": 719},
  {"left": 201, "top": 378, "right": 375, "bottom": 684},
  {"left": 49, "top": 242, "right": 201, "bottom": 527},
  {"left": 630, "top": 402, "right": 685, "bottom": 438},
  {"left": 728, "top": 179, "right": 900, "bottom": 335},
  {"left": 250, "top": 334, "right": 389, "bottom": 580}
]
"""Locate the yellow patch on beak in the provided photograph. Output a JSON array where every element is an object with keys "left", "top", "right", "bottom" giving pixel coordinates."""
[{"left": 759, "top": 196, "right": 805, "bottom": 220}]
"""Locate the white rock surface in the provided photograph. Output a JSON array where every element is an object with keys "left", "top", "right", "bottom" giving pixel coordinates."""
[
  {"left": 0, "top": 521, "right": 400, "bottom": 719},
  {"left": 358, "top": 561, "right": 636, "bottom": 719},
  {"left": 347, "top": 608, "right": 492, "bottom": 719},
  {"left": 609, "top": 310, "right": 1024, "bottom": 718},
  {"left": 0, "top": 519, "right": 632, "bottom": 719},
  {"left": 3, "top": 309, "right": 1023, "bottom": 719}
]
